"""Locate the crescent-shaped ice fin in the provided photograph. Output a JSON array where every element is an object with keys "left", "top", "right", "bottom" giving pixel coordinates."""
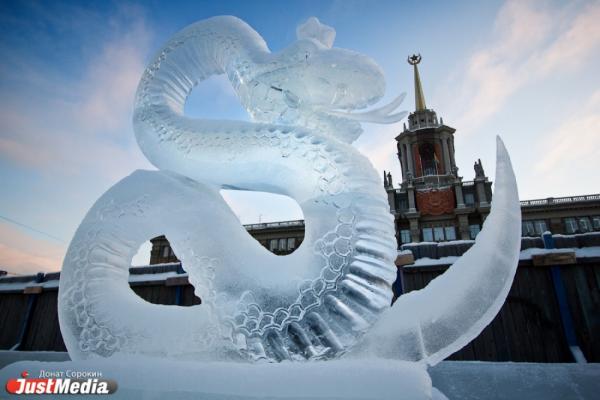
[{"left": 348, "top": 136, "right": 521, "bottom": 366}]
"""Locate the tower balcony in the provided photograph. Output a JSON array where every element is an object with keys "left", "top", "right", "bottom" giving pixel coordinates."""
[
  {"left": 406, "top": 109, "right": 441, "bottom": 131},
  {"left": 402, "top": 173, "right": 456, "bottom": 189}
]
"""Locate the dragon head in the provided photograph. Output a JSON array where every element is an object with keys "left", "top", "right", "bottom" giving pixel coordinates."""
[{"left": 236, "top": 17, "right": 406, "bottom": 142}]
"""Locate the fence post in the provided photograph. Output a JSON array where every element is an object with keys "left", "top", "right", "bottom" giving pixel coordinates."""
[
  {"left": 11, "top": 272, "right": 44, "bottom": 350},
  {"left": 543, "top": 232, "right": 587, "bottom": 363}
]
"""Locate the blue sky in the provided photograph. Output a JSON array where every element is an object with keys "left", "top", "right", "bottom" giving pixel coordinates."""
[{"left": 1, "top": 0, "right": 599, "bottom": 274}]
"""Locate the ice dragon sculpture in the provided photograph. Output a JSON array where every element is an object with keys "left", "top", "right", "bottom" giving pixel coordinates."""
[{"left": 58, "top": 16, "right": 521, "bottom": 366}]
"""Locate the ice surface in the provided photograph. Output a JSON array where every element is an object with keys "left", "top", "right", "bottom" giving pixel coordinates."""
[
  {"left": 60, "top": 16, "right": 405, "bottom": 362},
  {"left": 3, "top": 357, "right": 600, "bottom": 399},
  {"left": 0, "top": 358, "right": 434, "bottom": 399},
  {"left": 349, "top": 137, "right": 521, "bottom": 366},
  {"left": 430, "top": 361, "right": 600, "bottom": 400}
]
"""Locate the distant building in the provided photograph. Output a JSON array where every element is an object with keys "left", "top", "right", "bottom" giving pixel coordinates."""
[
  {"left": 149, "top": 55, "right": 600, "bottom": 263},
  {"left": 150, "top": 220, "right": 305, "bottom": 264},
  {"left": 242, "top": 220, "right": 304, "bottom": 255}
]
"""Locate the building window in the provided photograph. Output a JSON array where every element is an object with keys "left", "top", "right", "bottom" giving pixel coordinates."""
[
  {"left": 522, "top": 221, "right": 535, "bottom": 236},
  {"left": 578, "top": 217, "right": 591, "bottom": 233},
  {"left": 592, "top": 216, "right": 600, "bottom": 231},
  {"left": 534, "top": 220, "right": 547, "bottom": 235},
  {"left": 444, "top": 226, "right": 456, "bottom": 241},
  {"left": 422, "top": 228, "right": 433, "bottom": 242},
  {"left": 564, "top": 217, "right": 595, "bottom": 234},
  {"left": 269, "top": 239, "right": 278, "bottom": 251},
  {"left": 162, "top": 246, "right": 170, "bottom": 258},
  {"left": 469, "top": 224, "right": 480, "bottom": 239},
  {"left": 287, "top": 238, "right": 296, "bottom": 250},
  {"left": 564, "top": 218, "right": 578, "bottom": 234},
  {"left": 464, "top": 193, "right": 475, "bottom": 206},
  {"left": 422, "top": 226, "right": 457, "bottom": 242},
  {"left": 523, "top": 220, "right": 548, "bottom": 236},
  {"left": 278, "top": 238, "right": 287, "bottom": 251},
  {"left": 400, "top": 229, "right": 411, "bottom": 244},
  {"left": 397, "top": 198, "right": 408, "bottom": 211},
  {"left": 433, "top": 227, "right": 445, "bottom": 242}
]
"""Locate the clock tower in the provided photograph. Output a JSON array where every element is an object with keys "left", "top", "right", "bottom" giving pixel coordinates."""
[{"left": 387, "top": 55, "right": 492, "bottom": 244}]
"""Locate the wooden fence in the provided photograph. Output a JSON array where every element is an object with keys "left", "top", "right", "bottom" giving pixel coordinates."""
[
  {"left": 1, "top": 242, "right": 599, "bottom": 362},
  {"left": 0, "top": 264, "right": 200, "bottom": 353},
  {"left": 400, "top": 259, "right": 599, "bottom": 362}
]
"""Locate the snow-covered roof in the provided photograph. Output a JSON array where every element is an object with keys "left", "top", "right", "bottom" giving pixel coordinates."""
[
  {"left": 400, "top": 232, "right": 600, "bottom": 268},
  {"left": 403, "top": 246, "right": 600, "bottom": 268},
  {"left": 0, "top": 262, "right": 185, "bottom": 293}
]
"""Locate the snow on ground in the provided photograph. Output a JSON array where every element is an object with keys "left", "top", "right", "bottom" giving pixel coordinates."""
[
  {"left": 0, "top": 353, "right": 598, "bottom": 399},
  {"left": 0, "top": 357, "right": 433, "bottom": 400}
]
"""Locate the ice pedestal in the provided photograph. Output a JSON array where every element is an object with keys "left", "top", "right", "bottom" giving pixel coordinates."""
[{"left": 0, "top": 358, "right": 438, "bottom": 400}]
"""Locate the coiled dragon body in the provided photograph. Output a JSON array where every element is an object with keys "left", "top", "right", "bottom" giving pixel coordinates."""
[{"left": 59, "top": 16, "right": 521, "bottom": 367}]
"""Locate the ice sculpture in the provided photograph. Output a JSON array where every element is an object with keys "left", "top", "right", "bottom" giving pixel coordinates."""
[{"left": 58, "top": 15, "right": 521, "bottom": 369}]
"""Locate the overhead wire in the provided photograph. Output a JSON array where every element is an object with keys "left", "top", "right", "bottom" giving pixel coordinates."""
[{"left": 0, "top": 214, "right": 66, "bottom": 243}]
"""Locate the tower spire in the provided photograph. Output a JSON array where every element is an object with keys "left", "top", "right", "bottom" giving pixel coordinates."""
[{"left": 408, "top": 54, "right": 426, "bottom": 111}]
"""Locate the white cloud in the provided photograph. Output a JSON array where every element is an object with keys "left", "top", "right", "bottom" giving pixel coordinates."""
[
  {"left": 440, "top": 0, "right": 600, "bottom": 137},
  {"left": 529, "top": 90, "right": 600, "bottom": 196},
  {"left": 0, "top": 6, "right": 154, "bottom": 181},
  {"left": 538, "top": 3, "right": 600, "bottom": 75}
]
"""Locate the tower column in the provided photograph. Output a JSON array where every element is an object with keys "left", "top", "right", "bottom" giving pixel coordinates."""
[
  {"left": 397, "top": 146, "right": 407, "bottom": 180},
  {"left": 405, "top": 142, "right": 414, "bottom": 178},
  {"left": 476, "top": 181, "right": 489, "bottom": 207},
  {"left": 458, "top": 214, "right": 470, "bottom": 240},
  {"left": 454, "top": 181, "right": 465, "bottom": 208},
  {"left": 442, "top": 137, "right": 452, "bottom": 176},
  {"left": 388, "top": 190, "right": 396, "bottom": 213},
  {"left": 407, "top": 185, "right": 416, "bottom": 212},
  {"left": 409, "top": 217, "right": 420, "bottom": 242},
  {"left": 449, "top": 138, "right": 456, "bottom": 170}
]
